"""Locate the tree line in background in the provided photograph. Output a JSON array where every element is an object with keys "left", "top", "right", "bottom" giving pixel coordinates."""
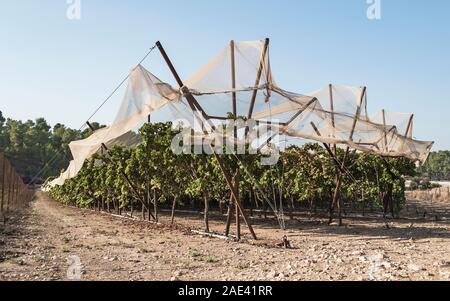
[
  {"left": 0, "top": 111, "right": 104, "bottom": 182},
  {"left": 417, "top": 151, "right": 450, "bottom": 181},
  {"left": 48, "top": 122, "right": 418, "bottom": 231},
  {"left": 405, "top": 150, "right": 450, "bottom": 191}
]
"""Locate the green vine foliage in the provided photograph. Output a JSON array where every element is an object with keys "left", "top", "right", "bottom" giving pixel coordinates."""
[{"left": 49, "top": 122, "right": 416, "bottom": 217}]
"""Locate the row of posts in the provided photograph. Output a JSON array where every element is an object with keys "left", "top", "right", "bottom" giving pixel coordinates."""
[{"left": 0, "top": 152, "right": 34, "bottom": 217}]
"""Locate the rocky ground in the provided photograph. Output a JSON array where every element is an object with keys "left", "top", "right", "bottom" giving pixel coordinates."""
[{"left": 0, "top": 191, "right": 449, "bottom": 281}]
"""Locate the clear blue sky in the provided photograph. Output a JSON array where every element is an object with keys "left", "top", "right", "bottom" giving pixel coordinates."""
[{"left": 0, "top": 0, "right": 449, "bottom": 150}]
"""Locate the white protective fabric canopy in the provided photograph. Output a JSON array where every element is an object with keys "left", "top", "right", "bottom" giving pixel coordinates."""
[
  {"left": 46, "top": 39, "right": 434, "bottom": 189},
  {"left": 177, "top": 40, "right": 434, "bottom": 163},
  {"left": 46, "top": 65, "right": 181, "bottom": 188}
]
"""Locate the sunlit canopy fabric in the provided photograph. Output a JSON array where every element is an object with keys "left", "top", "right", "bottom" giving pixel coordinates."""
[{"left": 46, "top": 40, "right": 433, "bottom": 189}]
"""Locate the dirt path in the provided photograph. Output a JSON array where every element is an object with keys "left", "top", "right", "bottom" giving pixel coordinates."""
[{"left": 1, "top": 191, "right": 449, "bottom": 281}]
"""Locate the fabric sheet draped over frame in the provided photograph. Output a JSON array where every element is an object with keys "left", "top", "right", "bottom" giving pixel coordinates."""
[{"left": 46, "top": 40, "right": 434, "bottom": 189}]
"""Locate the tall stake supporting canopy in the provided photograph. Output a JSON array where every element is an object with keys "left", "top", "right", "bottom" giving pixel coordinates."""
[
  {"left": 230, "top": 40, "right": 242, "bottom": 239},
  {"left": 329, "top": 86, "right": 366, "bottom": 225},
  {"left": 156, "top": 41, "right": 258, "bottom": 240},
  {"left": 85, "top": 122, "right": 156, "bottom": 221},
  {"left": 247, "top": 38, "right": 270, "bottom": 119},
  {"left": 405, "top": 114, "right": 414, "bottom": 138}
]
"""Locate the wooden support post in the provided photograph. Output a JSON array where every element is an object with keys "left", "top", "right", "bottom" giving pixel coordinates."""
[
  {"left": 327, "top": 84, "right": 342, "bottom": 224},
  {"left": 331, "top": 174, "right": 343, "bottom": 224},
  {"left": 328, "top": 84, "right": 343, "bottom": 225},
  {"left": 156, "top": 42, "right": 208, "bottom": 121},
  {"left": 225, "top": 194, "right": 234, "bottom": 237},
  {"left": 17, "top": 183, "right": 22, "bottom": 208},
  {"left": 214, "top": 153, "right": 257, "bottom": 240},
  {"left": 148, "top": 193, "right": 152, "bottom": 222},
  {"left": 171, "top": 195, "right": 177, "bottom": 226},
  {"left": 219, "top": 200, "right": 224, "bottom": 215},
  {"left": 329, "top": 86, "right": 366, "bottom": 225},
  {"left": 245, "top": 38, "right": 270, "bottom": 150},
  {"left": 1, "top": 154, "right": 6, "bottom": 214},
  {"left": 146, "top": 113, "right": 159, "bottom": 222},
  {"left": 405, "top": 114, "right": 414, "bottom": 138},
  {"left": 341, "top": 87, "right": 366, "bottom": 163},
  {"left": 7, "top": 162, "right": 13, "bottom": 212},
  {"left": 10, "top": 174, "right": 15, "bottom": 209},
  {"left": 14, "top": 176, "right": 19, "bottom": 209},
  {"left": 329, "top": 84, "right": 337, "bottom": 156},
  {"left": 252, "top": 188, "right": 259, "bottom": 211},
  {"left": 249, "top": 193, "right": 253, "bottom": 217},
  {"left": 263, "top": 194, "right": 267, "bottom": 219},
  {"left": 153, "top": 189, "right": 158, "bottom": 222},
  {"left": 130, "top": 198, "right": 134, "bottom": 218},
  {"left": 382, "top": 109, "right": 388, "bottom": 152},
  {"left": 292, "top": 195, "right": 297, "bottom": 218},
  {"left": 329, "top": 84, "right": 335, "bottom": 129},
  {"left": 310, "top": 121, "right": 342, "bottom": 225},
  {"left": 230, "top": 40, "right": 242, "bottom": 239},
  {"left": 203, "top": 192, "right": 210, "bottom": 233},
  {"left": 86, "top": 122, "right": 155, "bottom": 220},
  {"left": 310, "top": 122, "right": 345, "bottom": 174},
  {"left": 247, "top": 38, "right": 270, "bottom": 119},
  {"left": 230, "top": 40, "right": 237, "bottom": 118},
  {"left": 235, "top": 170, "right": 241, "bottom": 240},
  {"left": 142, "top": 192, "right": 146, "bottom": 220},
  {"left": 225, "top": 170, "right": 245, "bottom": 237},
  {"left": 157, "top": 40, "right": 257, "bottom": 240}
]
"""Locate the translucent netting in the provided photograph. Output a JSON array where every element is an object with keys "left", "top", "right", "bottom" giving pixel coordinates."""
[
  {"left": 251, "top": 85, "right": 433, "bottom": 162},
  {"left": 47, "top": 40, "right": 434, "bottom": 188},
  {"left": 185, "top": 40, "right": 273, "bottom": 95},
  {"left": 370, "top": 111, "right": 414, "bottom": 138},
  {"left": 176, "top": 40, "right": 433, "bottom": 163},
  {"left": 306, "top": 85, "right": 369, "bottom": 120},
  {"left": 46, "top": 65, "right": 181, "bottom": 188},
  {"left": 180, "top": 40, "right": 286, "bottom": 123}
]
